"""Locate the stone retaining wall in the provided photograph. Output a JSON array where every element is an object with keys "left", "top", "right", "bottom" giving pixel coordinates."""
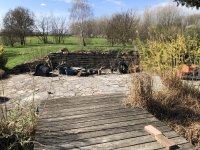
[
  {"left": 48, "top": 51, "right": 140, "bottom": 69},
  {"left": 7, "top": 50, "right": 140, "bottom": 74}
]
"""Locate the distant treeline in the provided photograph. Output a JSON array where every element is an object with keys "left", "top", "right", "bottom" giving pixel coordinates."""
[{"left": 0, "top": 2, "right": 199, "bottom": 47}]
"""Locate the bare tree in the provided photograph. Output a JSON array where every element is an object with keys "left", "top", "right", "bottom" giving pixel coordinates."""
[
  {"left": 155, "top": 4, "right": 182, "bottom": 27},
  {"left": 70, "top": 17, "right": 109, "bottom": 38},
  {"left": 138, "top": 8, "right": 156, "bottom": 40},
  {"left": 70, "top": 0, "right": 93, "bottom": 46},
  {"left": 106, "top": 18, "right": 117, "bottom": 46},
  {"left": 85, "top": 20, "right": 96, "bottom": 38},
  {"left": 92, "top": 17, "right": 109, "bottom": 38},
  {"left": 184, "top": 14, "right": 200, "bottom": 38},
  {"left": 69, "top": 22, "right": 80, "bottom": 36},
  {"left": 154, "top": 4, "right": 183, "bottom": 39},
  {"left": 35, "top": 15, "right": 51, "bottom": 44},
  {"left": 3, "top": 7, "right": 34, "bottom": 46},
  {"left": 139, "top": 4, "right": 184, "bottom": 40},
  {"left": 1, "top": 28, "right": 18, "bottom": 46},
  {"left": 51, "top": 16, "right": 68, "bottom": 44},
  {"left": 1, "top": 13, "right": 18, "bottom": 46},
  {"left": 184, "top": 14, "right": 200, "bottom": 26},
  {"left": 106, "top": 10, "right": 139, "bottom": 46}
]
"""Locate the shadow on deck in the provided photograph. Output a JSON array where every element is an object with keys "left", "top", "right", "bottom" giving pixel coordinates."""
[{"left": 34, "top": 94, "right": 195, "bottom": 150}]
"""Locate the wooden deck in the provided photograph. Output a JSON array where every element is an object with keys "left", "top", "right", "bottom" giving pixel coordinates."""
[{"left": 34, "top": 94, "right": 195, "bottom": 150}]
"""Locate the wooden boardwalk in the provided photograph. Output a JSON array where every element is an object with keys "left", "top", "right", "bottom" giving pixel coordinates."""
[{"left": 34, "top": 94, "right": 195, "bottom": 150}]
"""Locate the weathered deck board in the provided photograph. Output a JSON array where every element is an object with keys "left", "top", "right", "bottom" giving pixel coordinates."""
[{"left": 34, "top": 94, "right": 195, "bottom": 150}]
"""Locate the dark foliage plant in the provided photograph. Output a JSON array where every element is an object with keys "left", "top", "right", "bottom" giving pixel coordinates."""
[{"left": 174, "top": 0, "right": 200, "bottom": 9}]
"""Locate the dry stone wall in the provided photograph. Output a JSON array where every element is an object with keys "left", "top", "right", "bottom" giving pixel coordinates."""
[
  {"left": 8, "top": 50, "right": 140, "bottom": 74},
  {"left": 48, "top": 51, "right": 139, "bottom": 69}
]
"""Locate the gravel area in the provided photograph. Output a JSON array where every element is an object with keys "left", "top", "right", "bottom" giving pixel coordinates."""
[
  {"left": 0, "top": 73, "right": 132, "bottom": 105},
  {"left": 1, "top": 72, "right": 193, "bottom": 106}
]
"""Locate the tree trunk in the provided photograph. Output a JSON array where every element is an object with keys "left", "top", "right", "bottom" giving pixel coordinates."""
[
  {"left": 20, "top": 35, "right": 25, "bottom": 45},
  {"left": 11, "top": 41, "right": 14, "bottom": 47},
  {"left": 9, "top": 37, "right": 14, "bottom": 47},
  {"left": 43, "top": 35, "right": 48, "bottom": 44},
  {"left": 111, "top": 39, "right": 114, "bottom": 47},
  {"left": 80, "top": 24, "right": 86, "bottom": 47},
  {"left": 20, "top": 39, "right": 23, "bottom": 45},
  {"left": 82, "top": 37, "right": 86, "bottom": 46}
]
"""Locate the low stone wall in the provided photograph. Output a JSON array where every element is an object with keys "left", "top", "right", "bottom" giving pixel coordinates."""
[
  {"left": 7, "top": 50, "right": 140, "bottom": 74},
  {"left": 48, "top": 51, "right": 140, "bottom": 69}
]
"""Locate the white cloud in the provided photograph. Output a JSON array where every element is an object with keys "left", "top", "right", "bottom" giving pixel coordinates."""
[
  {"left": 40, "top": 3, "right": 47, "bottom": 6},
  {"left": 106, "top": 0, "right": 125, "bottom": 7}
]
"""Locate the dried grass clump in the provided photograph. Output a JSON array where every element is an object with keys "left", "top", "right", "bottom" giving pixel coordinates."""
[
  {"left": 0, "top": 101, "right": 37, "bottom": 149},
  {"left": 126, "top": 72, "right": 200, "bottom": 148},
  {"left": 125, "top": 73, "right": 153, "bottom": 108},
  {"left": 159, "top": 73, "right": 200, "bottom": 148}
]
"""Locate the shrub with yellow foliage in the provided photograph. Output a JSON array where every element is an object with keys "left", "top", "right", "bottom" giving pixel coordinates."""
[
  {"left": 136, "top": 34, "right": 200, "bottom": 73},
  {"left": 0, "top": 45, "right": 3, "bottom": 54},
  {"left": 0, "top": 45, "right": 7, "bottom": 68}
]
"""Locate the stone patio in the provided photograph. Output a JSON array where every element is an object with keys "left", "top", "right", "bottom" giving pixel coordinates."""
[{"left": 0, "top": 72, "right": 132, "bottom": 105}]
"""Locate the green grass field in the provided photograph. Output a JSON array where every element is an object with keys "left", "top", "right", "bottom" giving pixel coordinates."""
[{"left": 2, "top": 36, "right": 134, "bottom": 69}]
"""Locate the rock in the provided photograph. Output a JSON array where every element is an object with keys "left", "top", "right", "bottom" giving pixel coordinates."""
[
  {"left": 60, "top": 48, "right": 69, "bottom": 54},
  {"left": 47, "top": 91, "right": 54, "bottom": 95},
  {"left": 77, "top": 70, "right": 90, "bottom": 77}
]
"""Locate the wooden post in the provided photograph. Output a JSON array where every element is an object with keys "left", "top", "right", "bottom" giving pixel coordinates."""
[{"left": 144, "top": 125, "right": 177, "bottom": 150}]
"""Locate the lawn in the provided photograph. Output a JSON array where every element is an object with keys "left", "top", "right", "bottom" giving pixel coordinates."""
[{"left": 3, "top": 36, "right": 134, "bottom": 69}]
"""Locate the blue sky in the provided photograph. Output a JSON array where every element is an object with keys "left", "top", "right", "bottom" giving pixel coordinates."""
[{"left": 0, "top": 0, "right": 199, "bottom": 19}]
